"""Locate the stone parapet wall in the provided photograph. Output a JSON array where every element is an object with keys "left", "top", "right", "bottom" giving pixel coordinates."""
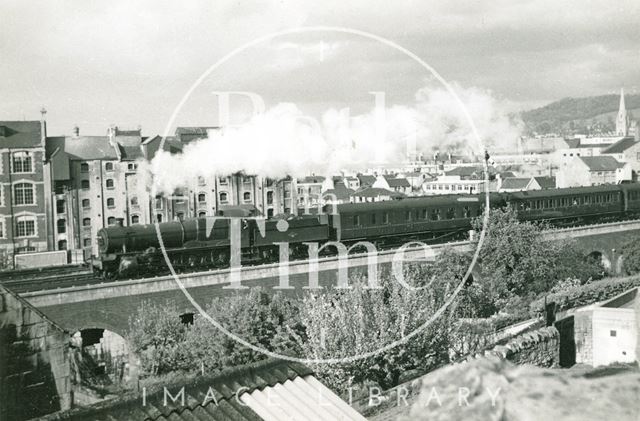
[
  {"left": 468, "top": 326, "right": 560, "bottom": 368},
  {"left": 0, "top": 285, "right": 71, "bottom": 421}
]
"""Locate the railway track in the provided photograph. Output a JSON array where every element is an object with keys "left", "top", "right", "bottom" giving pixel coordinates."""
[{"left": 0, "top": 264, "right": 102, "bottom": 293}]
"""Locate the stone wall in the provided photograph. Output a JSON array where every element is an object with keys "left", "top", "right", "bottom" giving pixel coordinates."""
[
  {"left": 0, "top": 284, "right": 71, "bottom": 421},
  {"left": 469, "top": 326, "right": 560, "bottom": 368}
]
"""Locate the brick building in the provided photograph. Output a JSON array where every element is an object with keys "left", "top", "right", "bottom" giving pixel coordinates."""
[{"left": 0, "top": 115, "right": 53, "bottom": 266}]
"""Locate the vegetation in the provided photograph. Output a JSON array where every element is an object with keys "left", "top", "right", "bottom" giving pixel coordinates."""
[
  {"left": 529, "top": 274, "right": 640, "bottom": 314},
  {"left": 127, "top": 208, "right": 608, "bottom": 390},
  {"left": 621, "top": 239, "right": 640, "bottom": 276},
  {"left": 520, "top": 93, "right": 640, "bottom": 135}
]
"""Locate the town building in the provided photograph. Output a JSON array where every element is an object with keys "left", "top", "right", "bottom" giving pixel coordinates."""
[
  {"left": 499, "top": 176, "right": 556, "bottom": 192},
  {"left": 422, "top": 166, "right": 495, "bottom": 195},
  {"left": 556, "top": 156, "right": 631, "bottom": 188},
  {"left": 0, "top": 114, "right": 53, "bottom": 265}
]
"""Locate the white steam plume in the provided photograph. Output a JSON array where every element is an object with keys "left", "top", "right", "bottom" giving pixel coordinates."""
[{"left": 143, "top": 84, "right": 522, "bottom": 195}]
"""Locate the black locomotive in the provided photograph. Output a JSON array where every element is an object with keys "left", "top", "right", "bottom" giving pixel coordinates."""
[{"left": 94, "top": 183, "right": 640, "bottom": 279}]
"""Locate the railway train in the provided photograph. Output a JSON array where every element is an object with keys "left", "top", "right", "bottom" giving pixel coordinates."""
[{"left": 94, "top": 183, "right": 640, "bottom": 279}]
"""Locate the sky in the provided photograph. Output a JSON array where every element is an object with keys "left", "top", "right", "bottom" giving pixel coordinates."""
[{"left": 1, "top": 0, "right": 639, "bottom": 136}]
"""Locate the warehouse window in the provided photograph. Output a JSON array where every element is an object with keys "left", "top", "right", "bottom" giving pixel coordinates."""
[
  {"left": 267, "top": 208, "right": 274, "bottom": 217},
  {"left": 14, "top": 183, "right": 35, "bottom": 205},
  {"left": 243, "top": 192, "right": 251, "bottom": 202},
  {"left": 0, "top": 221, "right": 3, "bottom": 238},
  {"left": 57, "top": 219, "right": 66, "bottom": 234},
  {"left": 12, "top": 151, "right": 33, "bottom": 173},
  {"left": 267, "top": 191, "right": 274, "bottom": 205},
  {"left": 130, "top": 196, "right": 138, "bottom": 206},
  {"left": 156, "top": 214, "right": 163, "bottom": 222},
  {"left": 197, "top": 176, "right": 206, "bottom": 186},
  {"left": 107, "top": 198, "right": 115, "bottom": 208},
  {"left": 58, "top": 240, "right": 67, "bottom": 250},
  {"left": 218, "top": 177, "right": 228, "bottom": 185},
  {"left": 105, "top": 162, "right": 114, "bottom": 171},
  {"left": 80, "top": 163, "right": 89, "bottom": 173},
  {"left": 220, "top": 192, "right": 228, "bottom": 204},
  {"left": 106, "top": 179, "right": 115, "bottom": 189},
  {"left": 154, "top": 196, "right": 163, "bottom": 210},
  {"left": 131, "top": 215, "right": 140, "bottom": 224},
  {"left": 81, "top": 180, "right": 90, "bottom": 189},
  {"left": 82, "top": 199, "right": 90, "bottom": 209},
  {"left": 56, "top": 199, "right": 65, "bottom": 214},
  {"left": 177, "top": 212, "right": 184, "bottom": 221},
  {"left": 82, "top": 218, "right": 91, "bottom": 227},
  {"left": 198, "top": 211, "right": 206, "bottom": 218},
  {"left": 198, "top": 193, "right": 206, "bottom": 203},
  {"left": 127, "top": 163, "right": 137, "bottom": 171},
  {"left": 83, "top": 238, "right": 91, "bottom": 247},
  {"left": 15, "top": 216, "right": 36, "bottom": 237},
  {"left": 107, "top": 217, "right": 116, "bottom": 225}
]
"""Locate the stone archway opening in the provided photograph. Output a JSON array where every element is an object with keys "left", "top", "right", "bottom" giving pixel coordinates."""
[{"left": 71, "top": 328, "right": 135, "bottom": 399}]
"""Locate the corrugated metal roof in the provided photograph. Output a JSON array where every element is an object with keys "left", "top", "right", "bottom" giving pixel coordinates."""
[
  {"left": 533, "top": 176, "right": 556, "bottom": 189},
  {"left": 242, "top": 376, "right": 366, "bottom": 421},
  {"left": 386, "top": 178, "right": 411, "bottom": 188},
  {"left": 41, "top": 359, "right": 364, "bottom": 421}
]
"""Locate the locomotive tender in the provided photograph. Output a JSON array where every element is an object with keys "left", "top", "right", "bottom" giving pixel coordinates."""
[{"left": 95, "top": 183, "right": 640, "bottom": 279}]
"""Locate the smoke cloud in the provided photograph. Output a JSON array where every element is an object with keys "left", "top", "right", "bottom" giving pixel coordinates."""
[{"left": 144, "top": 84, "right": 523, "bottom": 195}]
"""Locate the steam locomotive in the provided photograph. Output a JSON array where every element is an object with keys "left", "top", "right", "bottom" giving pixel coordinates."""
[{"left": 94, "top": 183, "right": 640, "bottom": 279}]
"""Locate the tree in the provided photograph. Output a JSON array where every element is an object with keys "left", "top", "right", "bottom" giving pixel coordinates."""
[
  {"left": 471, "top": 207, "right": 603, "bottom": 312},
  {"left": 295, "top": 267, "right": 454, "bottom": 390},
  {"left": 126, "top": 301, "right": 190, "bottom": 375},
  {"left": 621, "top": 239, "right": 640, "bottom": 275}
]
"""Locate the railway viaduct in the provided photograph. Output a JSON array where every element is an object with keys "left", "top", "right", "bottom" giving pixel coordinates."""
[{"left": 16, "top": 220, "right": 640, "bottom": 346}]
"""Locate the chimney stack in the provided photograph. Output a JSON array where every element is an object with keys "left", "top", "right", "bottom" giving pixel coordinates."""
[{"left": 73, "top": 125, "right": 79, "bottom": 138}]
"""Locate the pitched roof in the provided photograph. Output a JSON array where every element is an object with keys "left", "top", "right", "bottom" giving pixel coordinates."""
[
  {"left": 386, "top": 178, "right": 411, "bottom": 188},
  {"left": 357, "top": 174, "right": 376, "bottom": 186},
  {"left": 0, "top": 121, "right": 42, "bottom": 148},
  {"left": 579, "top": 156, "right": 625, "bottom": 171},
  {"left": 42, "top": 359, "right": 365, "bottom": 421},
  {"left": 47, "top": 136, "right": 118, "bottom": 160},
  {"left": 175, "top": 126, "right": 219, "bottom": 143},
  {"left": 299, "top": 175, "right": 325, "bottom": 184},
  {"left": 500, "top": 177, "right": 531, "bottom": 190},
  {"left": 533, "top": 176, "right": 556, "bottom": 189},
  {"left": 444, "top": 166, "right": 483, "bottom": 178},
  {"left": 601, "top": 137, "right": 638, "bottom": 154}
]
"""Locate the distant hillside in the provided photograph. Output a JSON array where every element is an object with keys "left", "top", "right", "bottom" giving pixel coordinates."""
[{"left": 521, "top": 94, "right": 640, "bottom": 135}]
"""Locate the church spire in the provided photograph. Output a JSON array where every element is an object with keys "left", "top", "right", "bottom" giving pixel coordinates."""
[{"left": 619, "top": 88, "right": 626, "bottom": 113}]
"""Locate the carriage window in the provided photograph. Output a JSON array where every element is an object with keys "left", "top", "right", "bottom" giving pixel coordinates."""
[
  {"left": 421, "top": 209, "right": 428, "bottom": 220},
  {"left": 383, "top": 212, "right": 389, "bottom": 224},
  {"left": 446, "top": 207, "right": 455, "bottom": 219},
  {"left": 463, "top": 206, "right": 470, "bottom": 218},
  {"left": 371, "top": 214, "right": 376, "bottom": 225},
  {"left": 406, "top": 211, "right": 412, "bottom": 222},
  {"left": 354, "top": 215, "right": 360, "bottom": 226},
  {"left": 431, "top": 209, "right": 440, "bottom": 220}
]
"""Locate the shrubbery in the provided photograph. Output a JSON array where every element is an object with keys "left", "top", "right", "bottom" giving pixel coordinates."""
[{"left": 529, "top": 275, "right": 640, "bottom": 314}]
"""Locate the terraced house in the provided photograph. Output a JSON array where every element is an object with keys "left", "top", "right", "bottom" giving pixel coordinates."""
[{"left": 0, "top": 114, "right": 53, "bottom": 265}]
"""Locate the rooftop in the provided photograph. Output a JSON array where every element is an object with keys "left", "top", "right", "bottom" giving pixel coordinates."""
[
  {"left": 601, "top": 137, "right": 638, "bottom": 154},
  {"left": 500, "top": 177, "right": 531, "bottom": 190},
  {"left": 41, "top": 359, "right": 365, "bottom": 421},
  {"left": 0, "top": 121, "right": 42, "bottom": 148},
  {"left": 579, "top": 156, "right": 625, "bottom": 171}
]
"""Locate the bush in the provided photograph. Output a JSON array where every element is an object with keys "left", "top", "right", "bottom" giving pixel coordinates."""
[
  {"left": 529, "top": 275, "right": 640, "bottom": 315},
  {"left": 621, "top": 240, "right": 640, "bottom": 275}
]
